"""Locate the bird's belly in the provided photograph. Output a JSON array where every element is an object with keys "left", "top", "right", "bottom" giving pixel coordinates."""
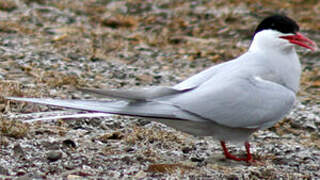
[{"left": 148, "top": 118, "right": 257, "bottom": 143}]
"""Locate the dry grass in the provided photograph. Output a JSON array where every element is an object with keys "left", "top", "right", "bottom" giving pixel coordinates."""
[
  {"left": 0, "top": 116, "right": 29, "bottom": 138},
  {"left": 146, "top": 163, "right": 194, "bottom": 174},
  {"left": 124, "top": 125, "right": 184, "bottom": 147},
  {"left": 0, "top": 21, "right": 34, "bottom": 35},
  {"left": 0, "top": 0, "right": 17, "bottom": 11}
]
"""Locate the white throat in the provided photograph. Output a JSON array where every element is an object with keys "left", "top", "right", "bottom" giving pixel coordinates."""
[{"left": 248, "top": 30, "right": 301, "bottom": 93}]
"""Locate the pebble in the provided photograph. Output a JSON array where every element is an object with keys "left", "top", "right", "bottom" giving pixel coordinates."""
[{"left": 46, "top": 151, "right": 62, "bottom": 162}]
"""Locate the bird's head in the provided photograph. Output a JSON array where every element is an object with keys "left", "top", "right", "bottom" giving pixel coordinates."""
[{"left": 250, "top": 15, "right": 317, "bottom": 52}]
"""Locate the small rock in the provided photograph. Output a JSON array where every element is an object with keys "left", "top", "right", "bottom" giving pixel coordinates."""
[
  {"left": 63, "top": 161, "right": 75, "bottom": 170},
  {"left": 304, "top": 120, "right": 317, "bottom": 130},
  {"left": 190, "top": 157, "right": 204, "bottom": 162},
  {"left": 13, "top": 143, "right": 25, "bottom": 157},
  {"left": 182, "top": 146, "right": 193, "bottom": 154},
  {"left": 63, "top": 139, "right": 77, "bottom": 149},
  {"left": 67, "top": 174, "right": 82, "bottom": 180},
  {"left": 134, "top": 170, "right": 147, "bottom": 179},
  {"left": 46, "top": 150, "right": 62, "bottom": 162},
  {"left": 125, "top": 147, "right": 135, "bottom": 152}
]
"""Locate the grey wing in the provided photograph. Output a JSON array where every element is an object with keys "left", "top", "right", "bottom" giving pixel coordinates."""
[
  {"left": 6, "top": 86, "right": 200, "bottom": 122},
  {"left": 6, "top": 97, "right": 206, "bottom": 122},
  {"left": 166, "top": 76, "right": 296, "bottom": 129},
  {"left": 79, "top": 86, "right": 195, "bottom": 101}
]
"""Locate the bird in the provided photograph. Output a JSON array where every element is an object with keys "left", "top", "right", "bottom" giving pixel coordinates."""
[{"left": 7, "top": 15, "right": 317, "bottom": 162}]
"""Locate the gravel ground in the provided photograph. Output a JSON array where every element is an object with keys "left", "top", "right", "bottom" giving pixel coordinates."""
[{"left": 0, "top": 0, "right": 319, "bottom": 179}]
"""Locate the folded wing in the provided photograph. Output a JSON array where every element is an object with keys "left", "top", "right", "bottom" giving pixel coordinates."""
[
  {"left": 78, "top": 86, "right": 195, "bottom": 101},
  {"left": 167, "top": 75, "right": 296, "bottom": 129}
]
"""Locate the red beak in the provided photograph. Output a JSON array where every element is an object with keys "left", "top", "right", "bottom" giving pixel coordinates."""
[{"left": 280, "top": 32, "right": 318, "bottom": 51}]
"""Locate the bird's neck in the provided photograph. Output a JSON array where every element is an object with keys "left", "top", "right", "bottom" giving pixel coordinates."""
[{"left": 249, "top": 46, "right": 301, "bottom": 93}]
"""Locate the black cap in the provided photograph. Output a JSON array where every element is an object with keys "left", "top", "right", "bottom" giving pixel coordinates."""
[{"left": 254, "top": 15, "right": 299, "bottom": 35}]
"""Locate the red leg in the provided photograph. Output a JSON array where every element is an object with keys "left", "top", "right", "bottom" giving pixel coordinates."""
[
  {"left": 244, "top": 141, "right": 253, "bottom": 162},
  {"left": 220, "top": 141, "right": 253, "bottom": 162},
  {"left": 220, "top": 141, "right": 242, "bottom": 161}
]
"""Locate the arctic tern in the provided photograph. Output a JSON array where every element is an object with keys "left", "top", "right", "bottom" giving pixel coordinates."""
[{"left": 7, "top": 15, "right": 317, "bottom": 162}]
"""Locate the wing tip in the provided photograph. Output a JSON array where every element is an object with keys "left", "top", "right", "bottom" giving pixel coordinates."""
[
  {"left": 4, "top": 96, "right": 49, "bottom": 102},
  {"left": 5, "top": 96, "right": 23, "bottom": 101}
]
